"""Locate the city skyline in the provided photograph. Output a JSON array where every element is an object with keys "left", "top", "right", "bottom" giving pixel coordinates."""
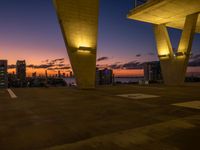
[{"left": 0, "top": 0, "right": 200, "bottom": 77}]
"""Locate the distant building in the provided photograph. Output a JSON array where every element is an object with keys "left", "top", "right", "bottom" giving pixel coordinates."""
[
  {"left": 16, "top": 60, "right": 26, "bottom": 86},
  {"left": 45, "top": 70, "right": 48, "bottom": 78},
  {"left": 69, "top": 71, "right": 73, "bottom": 77},
  {"left": 8, "top": 72, "right": 17, "bottom": 87},
  {"left": 0, "top": 60, "right": 8, "bottom": 88},
  {"left": 144, "top": 61, "right": 162, "bottom": 82},
  {"left": 58, "top": 71, "right": 61, "bottom": 78},
  {"left": 32, "top": 72, "right": 37, "bottom": 78},
  {"left": 96, "top": 68, "right": 113, "bottom": 85},
  {"left": 63, "top": 73, "right": 66, "bottom": 77}
]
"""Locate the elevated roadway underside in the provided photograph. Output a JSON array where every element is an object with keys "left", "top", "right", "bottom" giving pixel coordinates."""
[{"left": 128, "top": 0, "right": 200, "bottom": 32}]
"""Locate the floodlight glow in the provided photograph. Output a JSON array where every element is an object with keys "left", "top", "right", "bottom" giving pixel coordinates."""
[
  {"left": 174, "top": 52, "right": 192, "bottom": 58},
  {"left": 158, "top": 54, "right": 170, "bottom": 58},
  {"left": 77, "top": 46, "right": 94, "bottom": 54}
]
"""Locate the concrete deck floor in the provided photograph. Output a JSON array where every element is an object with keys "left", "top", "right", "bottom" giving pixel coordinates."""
[{"left": 0, "top": 84, "right": 200, "bottom": 150}]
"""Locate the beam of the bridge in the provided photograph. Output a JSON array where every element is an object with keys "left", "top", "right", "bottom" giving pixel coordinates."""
[
  {"left": 53, "top": 0, "right": 99, "bottom": 89},
  {"left": 128, "top": 0, "right": 200, "bottom": 85},
  {"left": 154, "top": 13, "right": 198, "bottom": 85}
]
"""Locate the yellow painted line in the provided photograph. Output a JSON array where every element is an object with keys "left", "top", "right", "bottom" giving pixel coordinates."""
[{"left": 7, "top": 89, "right": 17, "bottom": 99}]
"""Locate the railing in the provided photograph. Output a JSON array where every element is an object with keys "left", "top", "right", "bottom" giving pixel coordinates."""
[{"left": 133, "top": 0, "right": 148, "bottom": 8}]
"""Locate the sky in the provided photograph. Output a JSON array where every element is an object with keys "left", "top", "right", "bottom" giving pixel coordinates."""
[{"left": 0, "top": 0, "right": 200, "bottom": 77}]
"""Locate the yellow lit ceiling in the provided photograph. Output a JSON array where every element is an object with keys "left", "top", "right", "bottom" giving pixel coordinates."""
[{"left": 128, "top": 0, "right": 200, "bottom": 33}]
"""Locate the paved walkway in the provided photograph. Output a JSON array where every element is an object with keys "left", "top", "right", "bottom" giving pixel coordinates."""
[{"left": 0, "top": 85, "right": 199, "bottom": 150}]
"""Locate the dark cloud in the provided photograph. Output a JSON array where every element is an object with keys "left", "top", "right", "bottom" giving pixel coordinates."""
[
  {"left": 8, "top": 64, "right": 16, "bottom": 69},
  {"left": 34, "top": 64, "right": 53, "bottom": 69},
  {"left": 108, "top": 63, "right": 122, "bottom": 69},
  {"left": 57, "top": 64, "right": 66, "bottom": 67},
  {"left": 27, "top": 64, "right": 54, "bottom": 69},
  {"left": 26, "top": 64, "right": 35, "bottom": 68},
  {"left": 191, "top": 54, "right": 200, "bottom": 60},
  {"left": 97, "top": 57, "right": 109, "bottom": 62},
  {"left": 7, "top": 58, "right": 72, "bottom": 70},
  {"left": 43, "top": 58, "right": 65, "bottom": 65},
  {"left": 108, "top": 61, "right": 143, "bottom": 70},
  {"left": 189, "top": 54, "right": 200, "bottom": 67},
  {"left": 122, "top": 61, "right": 143, "bottom": 69},
  {"left": 55, "top": 58, "right": 65, "bottom": 61},
  {"left": 42, "top": 59, "right": 49, "bottom": 63},
  {"left": 48, "top": 66, "right": 71, "bottom": 70},
  {"left": 50, "top": 58, "right": 65, "bottom": 64},
  {"left": 188, "top": 60, "right": 200, "bottom": 67},
  {"left": 136, "top": 54, "right": 141, "bottom": 57},
  {"left": 59, "top": 66, "right": 71, "bottom": 70}
]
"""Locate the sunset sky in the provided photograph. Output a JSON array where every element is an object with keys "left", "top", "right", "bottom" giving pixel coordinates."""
[{"left": 0, "top": 0, "right": 200, "bottom": 77}]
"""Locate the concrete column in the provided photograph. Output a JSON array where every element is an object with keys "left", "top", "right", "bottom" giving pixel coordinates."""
[
  {"left": 53, "top": 0, "right": 99, "bottom": 89},
  {"left": 154, "top": 13, "right": 198, "bottom": 85}
]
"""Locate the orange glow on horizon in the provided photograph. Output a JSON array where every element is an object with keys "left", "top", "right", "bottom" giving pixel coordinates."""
[
  {"left": 8, "top": 67, "right": 144, "bottom": 77},
  {"left": 7, "top": 67, "right": 200, "bottom": 77},
  {"left": 113, "top": 69, "right": 144, "bottom": 77},
  {"left": 8, "top": 68, "right": 71, "bottom": 77}
]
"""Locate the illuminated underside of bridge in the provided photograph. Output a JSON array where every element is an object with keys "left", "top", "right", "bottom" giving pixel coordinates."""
[
  {"left": 53, "top": 0, "right": 199, "bottom": 87},
  {"left": 128, "top": 0, "right": 200, "bottom": 85},
  {"left": 54, "top": 0, "right": 99, "bottom": 89}
]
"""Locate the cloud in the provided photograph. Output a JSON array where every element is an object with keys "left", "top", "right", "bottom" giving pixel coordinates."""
[
  {"left": 108, "top": 63, "right": 122, "bottom": 69},
  {"left": 27, "top": 64, "right": 54, "bottom": 69},
  {"left": 108, "top": 61, "right": 143, "bottom": 70},
  {"left": 7, "top": 58, "right": 71, "bottom": 71},
  {"left": 48, "top": 66, "right": 71, "bottom": 70},
  {"left": 189, "top": 54, "right": 200, "bottom": 67},
  {"left": 97, "top": 57, "right": 109, "bottom": 62},
  {"left": 57, "top": 64, "right": 66, "bottom": 67},
  {"left": 41, "top": 59, "right": 49, "bottom": 63},
  {"left": 136, "top": 54, "right": 141, "bottom": 57},
  {"left": 122, "top": 61, "right": 143, "bottom": 69},
  {"left": 44, "top": 58, "right": 65, "bottom": 65},
  {"left": 191, "top": 54, "right": 200, "bottom": 60},
  {"left": 8, "top": 64, "right": 16, "bottom": 69}
]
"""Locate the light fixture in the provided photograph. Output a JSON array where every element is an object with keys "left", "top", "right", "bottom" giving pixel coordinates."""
[
  {"left": 77, "top": 46, "right": 94, "bottom": 54},
  {"left": 158, "top": 54, "right": 170, "bottom": 58},
  {"left": 175, "top": 52, "right": 185, "bottom": 57},
  {"left": 174, "top": 52, "right": 192, "bottom": 57}
]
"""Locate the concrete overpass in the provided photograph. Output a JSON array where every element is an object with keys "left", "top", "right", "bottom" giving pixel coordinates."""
[
  {"left": 53, "top": 0, "right": 199, "bottom": 88},
  {"left": 53, "top": 0, "right": 99, "bottom": 89},
  {"left": 128, "top": 0, "right": 200, "bottom": 85}
]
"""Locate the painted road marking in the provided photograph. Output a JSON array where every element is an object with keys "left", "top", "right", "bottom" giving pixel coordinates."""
[
  {"left": 7, "top": 89, "right": 17, "bottom": 99},
  {"left": 137, "top": 86, "right": 165, "bottom": 90},
  {"left": 117, "top": 93, "right": 160, "bottom": 100},
  {"left": 173, "top": 101, "right": 200, "bottom": 110}
]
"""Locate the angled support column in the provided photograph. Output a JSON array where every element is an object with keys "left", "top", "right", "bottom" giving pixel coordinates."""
[
  {"left": 53, "top": 0, "right": 99, "bottom": 89},
  {"left": 154, "top": 13, "right": 198, "bottom": 85}
]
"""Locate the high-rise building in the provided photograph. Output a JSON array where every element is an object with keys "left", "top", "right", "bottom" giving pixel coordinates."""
[
  {"left": 16, "top": 60, "right": 26, "bottom": 85},
  {"left": 32, "top": 72, "right": 37, "bottom": 78},
  {"left": 0, "top": 60, "right": 8, "bottom": 88},
  {"left": 45, "top": 70, "right": 48, "bottom": 78},
  {"left": 58, "top": 71, "right": 61, "bottom": 78},
  {"left": 69, "top": 71, "right": 73, "bottom": 77},
  {"left": 62, "top": 73, "right": 66, "bottom": 77},
  {"left": 144, "top": 61, "right": 162, "bottom": 83}
]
